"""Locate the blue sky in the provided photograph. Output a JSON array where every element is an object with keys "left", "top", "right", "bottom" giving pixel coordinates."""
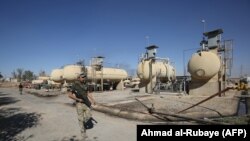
[{"left": 0, "top": 0, "right": 249, "bottom": 78}]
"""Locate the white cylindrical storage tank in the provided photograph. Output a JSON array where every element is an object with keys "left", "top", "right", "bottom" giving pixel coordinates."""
[
  {"left": 63, "top": 65, "right": 84, "bottom": 82},
  {"left": 166, "top": 64, "right": 176, "bottom": 81},
  {"left": 38, "top": 76, "right": 50, "bottom": 80},
  {"left": 188, "top": 51, "right": 221, "bottom": 80},
  {"left": 50, "top": 69, "right": 64, "bottom": 83},
  {"left": 47, "top": 80, "right": 53, "bottom": 85},
  {"left": 131, "top": 77, "right": 140, "bottom": 85},
  {"left": 32, "top": 79, "right": 44, "bottom": 84},
  {"left": 137, "top": 60, "right": 176, "bottom": 82},
  {"left": 86, "top": 66, "right": 128, "bottom": 81},
  {"left": 49, "top": 80, "right": 62, "bottom": 87}
]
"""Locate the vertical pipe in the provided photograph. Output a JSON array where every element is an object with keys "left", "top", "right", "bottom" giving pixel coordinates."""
[
  {"left": 146, "top": 59, "right": 153, "bottom": 94},
  {"left": 101, "top": 67, "right": 103, "bottom": 92},
  {"left": 149, "top": 59, "right": 153, "bottom": 94},
  {"left": 246, "top": 96, "right": 250, "bottom": 114},
  {"left": 183, "top": 50, "right": 186, "bottom": 94}
]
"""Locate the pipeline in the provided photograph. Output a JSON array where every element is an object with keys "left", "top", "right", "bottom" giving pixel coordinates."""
[
  {"left": 135, "top": 98, "right": 228, "bottom": 125},
  {"left": 178, "top": 84, "right": 248, "bottom": 114}
]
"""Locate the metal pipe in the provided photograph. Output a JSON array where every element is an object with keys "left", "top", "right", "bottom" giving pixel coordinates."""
[
  {"left": 177, "top": 87, "right": 233, "bottom": 114},
  {"left": 155, "top": 57, "right": 169, "bottom": 63},
  {"left": 135, "top": 97, "right": 228, "bottom": 125}
]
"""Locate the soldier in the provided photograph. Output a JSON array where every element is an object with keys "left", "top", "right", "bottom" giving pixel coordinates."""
[
  {"left": 68, "top": 73, "right": 96, "bottom": 140},
  {"left": 19, "top": 83, "right": 23, "bottom": 95}
]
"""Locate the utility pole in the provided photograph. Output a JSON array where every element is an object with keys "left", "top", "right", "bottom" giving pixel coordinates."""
[
  {"left": 240, "top": 64, "right": 243, "bottom": 78},
  {"left": 201, "top": 19, "right": 206, "bottom": 33}
]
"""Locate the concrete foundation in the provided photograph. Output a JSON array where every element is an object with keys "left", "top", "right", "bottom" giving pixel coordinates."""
[
  {"left": 189, "top": 74, "right": 222, "bottom": 96},
  {"left": 189, "top": 81, "right": 220, "bottom": 96},
  {"left": 145, "top": 76, "right": 156, "bottom": 94}
]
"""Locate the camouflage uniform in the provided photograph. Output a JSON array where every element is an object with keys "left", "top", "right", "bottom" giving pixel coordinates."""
[
  {"left": 71, "top": 81, "right": 92, "bottom": 140},
  {"left": 19, "top": 83, "right": 23, "bottom": 95}
]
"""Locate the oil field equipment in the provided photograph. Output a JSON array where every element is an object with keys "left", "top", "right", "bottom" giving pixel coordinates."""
[
  {"left": 50, "top": 69, "right": 64, "bottom": 83},
  {"left": 137, "top": 45, "right": 176, "bottom": 94},
  {"left": 187, "top": 29, "right": 233, "bottom": 96},
  {"left": 50, "top": 57, "right": 128, "bottom": 91}
]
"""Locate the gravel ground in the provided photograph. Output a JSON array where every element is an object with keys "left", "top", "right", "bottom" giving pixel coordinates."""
[{"left": 0, "top": 88, "right": 145, "bottom": 141}]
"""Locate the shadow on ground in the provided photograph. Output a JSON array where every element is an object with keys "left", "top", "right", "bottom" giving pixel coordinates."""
[
  {"left": 58, "top": 136, "right": 99, "bottom": 141},
  {"left": 0, "top": 97, "right": 20, "bottom": 106},
  {"left": 0, "top": 108, "right": 41, "bottom": 141},
  {"left": 59, "top": 136, "right": 79, "bottom": 141},
  {"left": 0, "top": 92, "right": 20, "bottom": 106}
]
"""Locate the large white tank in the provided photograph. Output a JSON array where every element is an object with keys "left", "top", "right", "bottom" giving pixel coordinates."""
[
  {"left": 137, "top": 60, "right": 176, "bottom": 82},
  {"left": 50, "top": 69, "right": 64, "bottom": 83},
  {"left": 63, "top": 65, "right": 84, "bottom": 82},
  {"left": 188, "top": 51, "right": 221, "bottom": 80},
  {"left": 61, "top": 64, "right": 128, "bottom": 83},
  {"left": 166, "top": 64, "right": 176, "bottom": 81},
  {"left": 48, "top": 80, "right": 61, "bottom": 85},
  {"left": 86, "top": 66, "right": 128, "bottom": 81},
  {"left": 32, "top": 79, "right": 44, "bottom": 84},
  {"left": 38, "top": 76, "right": 50, "bottom": 80}
]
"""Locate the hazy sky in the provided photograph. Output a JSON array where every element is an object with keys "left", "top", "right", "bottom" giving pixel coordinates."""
[{"left": 0, "top": 0, "right": 249, "bottom": 78}]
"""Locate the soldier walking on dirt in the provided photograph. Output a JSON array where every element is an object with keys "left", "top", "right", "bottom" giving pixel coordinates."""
[
  {"left": 68, "top": 73, "right": 96, "bottom": 140},
  {"left": 19, "top": 83, "right": 23, "bottom": 95}
]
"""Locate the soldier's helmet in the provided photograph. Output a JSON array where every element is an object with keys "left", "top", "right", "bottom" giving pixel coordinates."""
[{"left": 79, "top": 73, "right": 87, "bottom": 78}]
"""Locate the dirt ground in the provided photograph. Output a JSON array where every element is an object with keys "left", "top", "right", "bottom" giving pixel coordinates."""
[
  {"left": 0, "top": 88, "right": 146, "bottom": 141},
  {"left": 1, "top": 87, "right": 248, "bottom": 141}
]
